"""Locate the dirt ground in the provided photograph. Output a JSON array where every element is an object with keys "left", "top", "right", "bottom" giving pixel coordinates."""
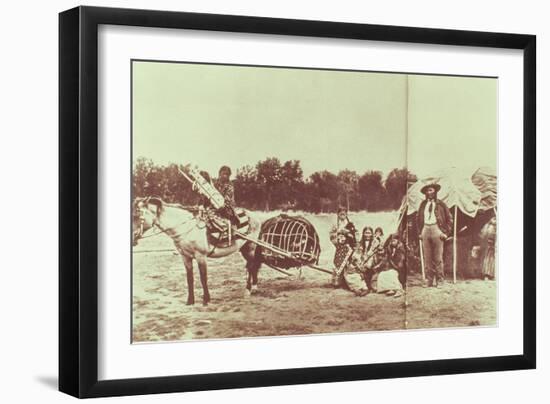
[{"left": 132, "top": 211, "right": 496, "bottom": 342}]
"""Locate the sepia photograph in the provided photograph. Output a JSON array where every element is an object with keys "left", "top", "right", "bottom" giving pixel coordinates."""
[{"left": 131, "top": 60, "right": 497, "bottom": 343}]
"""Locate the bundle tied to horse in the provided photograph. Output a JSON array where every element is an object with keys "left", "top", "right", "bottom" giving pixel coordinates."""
[
  {"left": 258, "top": 214, "right": 321, "bottom": 270},
  {"left": 132, "top": 196, "right": 326, "bottom": 305}
]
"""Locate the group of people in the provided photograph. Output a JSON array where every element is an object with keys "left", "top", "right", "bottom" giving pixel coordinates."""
[
  {"left": 198, "top": 166, "right": 494, "bottom": 287},
  {"left": 330, "top": 182, "right": 457, "bottom": 296},
  {"left": 330, "top": 207, "right": 406, "bottom": 297}
]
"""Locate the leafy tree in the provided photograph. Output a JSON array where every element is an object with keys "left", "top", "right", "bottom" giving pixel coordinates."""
[
  {"left": 234, "top": 165, "right": 262, "bottom": 210},
  {"left": 295, "top": 181, "right": 321, "bottom": 213},
  {"left": 277, "top": 160, "right": 304, "bottom": 208},
  {"left": 384, "top": 168, "right": 407, "bottom": 210},
  {"left": 385, "top": 168, "right": 417, "bottom": 210},
  {"left": 144, "top": 165, "right": 167, "bottom": 198},
  {"left": 358, "top": 170, "right": 387, "bottom": 211},
  {"left": 337, "top": 170, "right": 359, "bottom": 211},
  {"left": 133, "top": 157, "right": 153, "bottom": 198},
  {"left": 256, "top": 157, "right": 282, "bottom": 211},
  {"left": 132, "top": 156, "right": 417, "bottom": 213},
  {"left": 162, "top": 164, "right": 197, "bottom": 204},
  {"left": 309, "top": 171, "right": 339, "bottom": 212}
]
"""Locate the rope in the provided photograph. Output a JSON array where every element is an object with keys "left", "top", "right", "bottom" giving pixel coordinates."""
[
  {"left": 139, "top": 217, "right": 196, "bottom": 240},
  {"left": 133, "top": 248, "right": 177, "bottom": 254}
]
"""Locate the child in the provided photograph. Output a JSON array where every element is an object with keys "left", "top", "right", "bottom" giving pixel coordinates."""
[{"left": 373, "top": 227, "right": 385, "bottom": 250}]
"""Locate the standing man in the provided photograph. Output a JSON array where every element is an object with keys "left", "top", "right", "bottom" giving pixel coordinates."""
[{"left": 417, "top": 183, "right": 453, "bottom": 287}]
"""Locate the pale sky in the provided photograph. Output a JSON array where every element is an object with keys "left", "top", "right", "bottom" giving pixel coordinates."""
[
  {"left": 407, "top": 75, "right": 497, "bottom": 178},
  {"left": 132, "top": 61, "right": 496, "bottom": 179}
]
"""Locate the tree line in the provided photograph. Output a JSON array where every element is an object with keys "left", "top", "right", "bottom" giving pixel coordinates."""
[{"left": 133, "top": 156, "right": 417, "bottom": 213}]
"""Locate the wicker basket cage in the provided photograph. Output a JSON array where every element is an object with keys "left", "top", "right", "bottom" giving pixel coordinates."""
[{"left": 258, "top": 214, "right": 321, "bottom": 269}]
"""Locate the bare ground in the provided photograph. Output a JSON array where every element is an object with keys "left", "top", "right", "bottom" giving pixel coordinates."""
[{"left": 132, "top": 211, "right": 496, "bottom": 343}]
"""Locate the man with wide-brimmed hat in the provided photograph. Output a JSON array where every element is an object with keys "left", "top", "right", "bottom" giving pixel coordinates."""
[{"left": 417, "top": 183, "right": 453, "bottom": 287}]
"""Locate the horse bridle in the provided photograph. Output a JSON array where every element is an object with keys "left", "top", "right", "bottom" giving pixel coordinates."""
[
  {"left": 133, "top": 205, "right": 148, "bottom": 243},
  {"left": 133, "top": 197, "right": 161, "bottom": 243},
  {"left": 133, "top": 199, "right": 196, "bottom": 245}
]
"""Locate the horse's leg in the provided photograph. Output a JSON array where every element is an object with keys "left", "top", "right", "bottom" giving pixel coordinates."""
[
  {"left": 196, "top": 255, "right": 210, "bottom": 306},
  {"left": 240, "top": 242, "right": 253, "bottom": 292},
  {"left": 183, "top": 255, "right": 195, "bottom": 305},
  {"left": 246, "top": 271, "right": 252, "bottom": 292},
  {"left": 241, "top": 242, "right": 261, "bottom": 295},
  {"left": 250, "top": 264, "right": 259, "bottom": 294}
]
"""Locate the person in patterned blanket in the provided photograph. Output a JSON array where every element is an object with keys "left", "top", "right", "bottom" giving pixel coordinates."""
[
  {"left": 330, "top": 229, "right": 366, "bottom": 295},
  {"left": 334, "top": 207, "right": 357, "bottom": 247},
  {"left": 197, "top": 166, "right": 242, "bottom": 243},
  {"left": 213, "top": 165, "right": 239, "bottom": 225}
]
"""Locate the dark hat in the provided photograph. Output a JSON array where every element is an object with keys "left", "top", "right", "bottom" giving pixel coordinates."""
[{"left": 420, "top": 183, "right": 441, "bottom": 195}]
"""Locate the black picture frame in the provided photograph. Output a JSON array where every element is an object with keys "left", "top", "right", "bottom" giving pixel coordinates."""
[{"left": 59, "top": 5, "right": 536, "bottom": 398}]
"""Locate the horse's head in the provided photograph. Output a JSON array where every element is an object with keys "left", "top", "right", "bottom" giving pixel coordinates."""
[{"left": 132, "top": 197, "right": 163, "bottom": 246}]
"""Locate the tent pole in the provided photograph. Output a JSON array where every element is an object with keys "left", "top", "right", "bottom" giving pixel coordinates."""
[
  {"left": 453, "top": 205, "right": 458, "bottom": 284},
  {"left": 419, "top": 236, "right": 426, "bottom": 281}
]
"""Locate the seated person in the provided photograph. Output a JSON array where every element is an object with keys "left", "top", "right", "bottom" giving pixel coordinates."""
[
  {"left": 384, "top": 233, "right": 407, "bottom": 287},
  {"left": 363, "top": 246, "right": 387, "bottom": 293},
  {"left": 198, "top": 166, "right": 245, "bottom": 243},
  {"left": 371, "top": 244, "right": 404, "bottom": 297},
  {"left": 359, "top": 226, "right": 377, "bottom": 270},
  {"left": 213, "top": 165, "right": 239, "bottom": 226}
]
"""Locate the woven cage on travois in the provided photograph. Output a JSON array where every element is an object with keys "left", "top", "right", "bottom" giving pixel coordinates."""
[{"left": 258, "top": 214, "right": 321, "bottom": 269}]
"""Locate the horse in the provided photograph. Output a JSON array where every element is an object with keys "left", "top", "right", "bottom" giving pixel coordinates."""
[{"left": 132, "top": 197, "right": 262, "bottom": 306}]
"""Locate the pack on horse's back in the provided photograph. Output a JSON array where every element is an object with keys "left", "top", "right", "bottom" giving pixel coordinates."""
[
  {"left": 205, "top": 207, "right": 251, "bottom": 248},
  {"left": 178, "top": 166, "right": 321, "bottom": 269}
]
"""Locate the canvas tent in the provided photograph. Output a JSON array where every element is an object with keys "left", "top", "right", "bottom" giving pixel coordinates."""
[
  {"left": 402, "top": 167, "right": 482, "bottom": 218},
  {"left": 399, "top": 167, "right": 496, "bottom": 283},
  {"left": 471, "top": 166, "right": 497, "bottom": 212}
]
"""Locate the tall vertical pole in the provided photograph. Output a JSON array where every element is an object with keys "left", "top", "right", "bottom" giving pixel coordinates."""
[
  {"left": 453, "top": 205, "right": 458, "bottom": 284},
  {"left": 419, "top": 237, "right": 426, "bottom": 281},
  {"left": 404, "top": 74, "right": 411, "bottom": 330}
]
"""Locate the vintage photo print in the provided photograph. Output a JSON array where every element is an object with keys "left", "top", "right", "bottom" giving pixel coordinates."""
[{"left": 131, "top": 60, "right": 497, "bottom": 342}]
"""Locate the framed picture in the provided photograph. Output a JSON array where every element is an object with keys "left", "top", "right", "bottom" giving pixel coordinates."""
[{"left": 59, "top": 6, "right": 536, "bottom": 398}]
